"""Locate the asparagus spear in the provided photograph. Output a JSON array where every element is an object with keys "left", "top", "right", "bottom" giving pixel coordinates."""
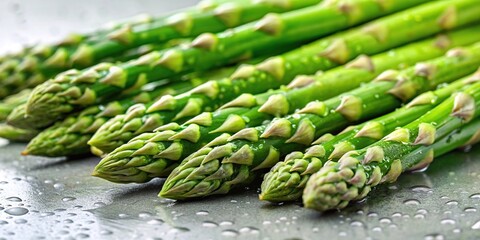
[
  {"left": 159, "top": 43, "right": 480, "bottom": 199},
  {"left": 0, "top": 124, "right": 38, "bottom": 142},
  {"left": 1, "top": 0, "right": 315, "bottom": 95},
  {"left": 0, "top": 42, "right": 183, "bottom": 99},
  {"left": 260, "top": 71, "right": 479, "bottom": 202},
  {"left": 88, "top": 0, "right": 470, "bottom": 153},
  {"left": 303, "top": 80, "right": 480, "bottom": 211},
  {"left": 22, "top": 65, "right": 238, "bottom": 157},
  {"left": 25, "top": 0, "right": 429, "bottom": 127},
  {"left": 91, "top": 27, "right": 480, "bottom": 183},
  {"left": 0, "top": 89, "right": 31, "bottom": 121}
]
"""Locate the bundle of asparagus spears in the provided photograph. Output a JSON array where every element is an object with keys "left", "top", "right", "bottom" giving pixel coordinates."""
[{"left": 1, "top": 0, "right": 480, "bottom": 212}]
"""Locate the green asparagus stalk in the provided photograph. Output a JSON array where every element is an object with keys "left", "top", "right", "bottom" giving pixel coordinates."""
[
  {"left": 23, "top": 83, "right": 186, "bottom": 156},
  {"left": 0, "top": 42, "right": 184, "bottom": 99},
  {"left": 0, "top": 124, "right": 38, "bottom": 142},
  {"left": 159, "top": 43, "right": 480, "bottom": 200},
  {"left": 88, "top": 0, "right": 469, "bottom": 154},
  {"left": 0, "top": 89, "right": 31, "bottom": 121},
  {"left": 91, "top": 26, "right": 480, "bottom": 183},
  {"left": 1, "top": 0, "right": 317, "bottom": 98},
  {"left": 22, "top": 65, "right": 238, "bottom": 157},
  {"left": 260, "top": 71, "right": 479, "bottom": 202},
  {"left": 303, "top": 80, "right": 480, "bottom": 211},
  {"left": 25, "top": 0, "right": 428, "bottom": 127}
]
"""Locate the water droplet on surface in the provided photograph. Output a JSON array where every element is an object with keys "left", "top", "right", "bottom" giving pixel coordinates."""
[
  {"left": 53, "top": 183, "right": 65, "bottom": 190},
  {"left": 367, "top": 212, "right": 378, "bottom": 217},
  {"left": 372, "top": 227, "right": 382, "bottom": 232},
  {"left": 94, "top": 202, "right": 106, "bottom": 207},
  {"left": 424, "top": 233, "right": 445, "bottom": 240},
  {"left": 470, "top": 193, "right": 480, "bottom": 199},
  {"left": 147, "top": 219, "right": 164, "bottom": 225},
  {"left": 14, "top": 219, "right": 27, "bottom": 224},
  {"left": 62, "top": 197, "right": 76, "bottom": 202},
  {"left": 417, "top": 209, "right": 428, "bottom": 215},
  {"left": 100, "top": 230, "right": 113, "bottom": 235},
  {"left": 222, "top": 229, "right": 239, "bottom": 237},
  {"left": 350, "top": 221, "right": 363, "bottom": 227},
  {"left": 5, "top": 207, "right": 28, "bottom": 216},
  {"left": 414, "top": 214, "right": 425, "bottom": 219},
  {"left": 379, "top": 218, "right": 392, "bottom": 224},
  {"left": 75, "top": 233, "right": 89, "bottom": 239},
  {"left": 139, "top": 212, "right": 152, "bottom": 219},
  {"left": 0, "top": 220, "right": 8, "bottom": 225},
  {"left": 40, "top": 212, "right": 54, "bottom": 217},
  {"left": 411, "top": 186, "right": 432, "bottom": 193},
  {"left": 404, "top": 199, "right": 421, "bottom": 205},
  {"left": 471, "top": 220, "right": 480, "bottom": 229},
  {"left": 440, "top": 219, "right": 455, "bottom": 225},
  {"left": 202, "top": 221, "right": 218, "bottom": 228},
  {"left": 196, "top": 210, "right": 209, "bottom": 216},
  {"left": 118, "top": 213, "right": 129, "bottom": 218},
  {"left": 168, "top": 227, "right": 190, "bottom": 234},
  {"left": 63, "top": 219, "right": 73, "bottom": 224},
  {"left": 219, "top": 221, "right": 234, "bottom": 226},
  {"left": 6, "top": 197, "right": 22, "bottom": 202},
  {"left": 464, "top": 207, "right": 477, "bottom": 212}
]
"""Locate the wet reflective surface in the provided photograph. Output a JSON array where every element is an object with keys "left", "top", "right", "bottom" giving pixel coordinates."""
[{"left": 1, "top": 142, "right": 480, "bottom": 239}]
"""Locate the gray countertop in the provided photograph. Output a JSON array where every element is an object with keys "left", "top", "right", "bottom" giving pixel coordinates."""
[{"left": 1, "top": 1, "right": 480, "bottom": 239}]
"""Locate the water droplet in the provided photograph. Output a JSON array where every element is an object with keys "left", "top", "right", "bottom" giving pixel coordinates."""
[
  {"left": 147, "top": 219, "right": 164, "bottom": 225},
  {"left": 470, "top": 193, "right": 480, "bottom": 199},
  {"left": 5, "top": 207, "right": 28, "bottom": 216},
  {"left": 75, "top": 233, "right": 89, "bottom": 239},
  {"left": 168, "top": 227, "right": 190, "bottom": 234},
  {"left": 446, "top": 200, "right": 459, "bottom": 206},
  {"left": 63, "top": 219, "right": 73, "bottom": 224},
  {"left": 263, "top": 221, "right": 271, "bottom": 225},
  {"left": 440, "top": 219, "right": 455, "bottom": 225},
  {"left": 338, "top": 231, "right": 347, "bottom": 237},
  {"left": 40, "top": 212, "right": 54, "bottom": 217},
  {"left": 219, "top": 221, "right": 234, "bottom": 226},
  {"left": 471, "top": 220, "right": 480, "bottom": 229},
  {"left": 417, "top": 209, "right": 428, "bottom": 215},
  {"left": 379, "top": 218, "right": 392, "bottom": 224},
  {"left": 14, "top": 219, "right": 27, "bottom": 224},
  {"left": 118, "top": 213, "right": 129, "bottom": 218},
  {"left": 424, "top": 233, "right": 445, "bottom": 240},
  {"left": 464, "top": 207, "right": 477, "bottom": 212},
  {"left": 100, "top": 230, "right": 113, "bottom": 235},
  {"left": 0, "top": 220, "right": 8, "bottom": 225},
  {"left": 202, "top": 221, "right": 218, "bottom": 228},
  {"left": 372, "top": 227, "right": 382, "bottom": 232},
  {"left": 221, "top": 229, "right": 239, "bottom": 237},
  {"left": 350, "top": 221, "right": 363, "bottom": 227},
  {"left": 196, "top": 210, "right": 209, "bottom": 216},
  {"left": 94, "top": 202, "right": 106, "bottom": 207},
  {"left": 414, "top": 214, "right": 425, "bottom": 219},
  {"left": 312, "top": 227, "right": 319, "bottom": 232},
  {"left": 392, "top": 212, "right": 402, "bottom": 218},
  {"left": 453, "top": 228, "right": 461, "bottom": 234},
  {"left": 404, "top": 199, "right": 421, "bottom": 205},
  {"left": 367, "top": 212, "right": 378, "bottom": 217},
  {"left": 6, "top": 197, "right": 22, "bottom": 202},
  {"left": 139, "top": 212, "right": 152, "bottom": 219},
  {"left": 53, "top": 183, "right": 65, "bottom": 190},
  {"left": 62, "top": 197, "right": 76, "bottom": 202},
  {"left": 411, "top": 186, "right": 432, "bottom": 193}
]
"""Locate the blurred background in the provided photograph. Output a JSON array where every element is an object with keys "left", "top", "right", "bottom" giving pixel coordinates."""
[{"left": 0, "top": 0, "right": 198, "bottom": 54}]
